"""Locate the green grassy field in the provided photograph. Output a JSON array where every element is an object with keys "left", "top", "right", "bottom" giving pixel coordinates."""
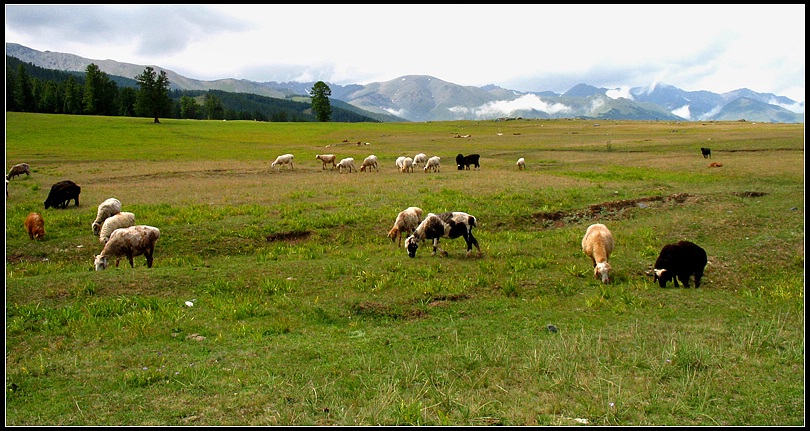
[{"left": 5, "top": 112, "right": 804, "bottom": 425}]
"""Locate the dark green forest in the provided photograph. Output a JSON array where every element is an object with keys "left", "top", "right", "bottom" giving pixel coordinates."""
[{"left": 5, "top": 55, "right": 381, "bottom": 123}]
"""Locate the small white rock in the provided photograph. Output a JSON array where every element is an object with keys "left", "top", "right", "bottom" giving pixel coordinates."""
[{"left": 185, "top": 301, "right": 194, "bottom": 307}]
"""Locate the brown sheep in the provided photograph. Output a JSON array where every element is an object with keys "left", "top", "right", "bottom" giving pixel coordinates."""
[
  {"left": 387, "top": 207, "right": 423, "bottom": 247},
  {"left": 582, "top": 223, "right": 615, "bottom": 283},
  {"left": 24, "top": 212, "right": 45, "bottom": 240}
]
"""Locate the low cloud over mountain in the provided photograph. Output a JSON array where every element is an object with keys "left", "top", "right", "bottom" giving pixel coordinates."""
[{"left": 7, "top": 43, "right": 804, "bottom": 123}]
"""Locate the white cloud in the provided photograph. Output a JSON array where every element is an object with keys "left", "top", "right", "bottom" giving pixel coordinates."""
[{"left": 4, "top": 4, "right": 805, "bottom": 102}]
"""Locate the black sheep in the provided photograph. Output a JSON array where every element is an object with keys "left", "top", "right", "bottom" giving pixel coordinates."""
[
  {"left": 456, "top": 153, "right": 481, "bottom": 170},
  {"left": 44, "top": 180, "right": 81, "bottom": 209},
  {"left": 653, "top": 240, "right": 707, "bottom": 288},
  {"left": 701, "top": 147, "right": 712, "bottom": 158}
]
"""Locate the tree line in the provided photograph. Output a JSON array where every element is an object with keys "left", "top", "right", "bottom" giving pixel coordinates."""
[{"left": 5, "top": 56, "right": 339, "bottom": 123}]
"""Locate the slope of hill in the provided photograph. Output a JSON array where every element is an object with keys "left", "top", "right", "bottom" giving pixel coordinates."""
[{"left": 6, "top": 42, "right": 803, "bottom": 123}]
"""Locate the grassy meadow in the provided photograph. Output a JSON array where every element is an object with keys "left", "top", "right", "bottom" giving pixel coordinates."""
[{"left": 4, "top": 112, "right": 805, "bottom": 425}]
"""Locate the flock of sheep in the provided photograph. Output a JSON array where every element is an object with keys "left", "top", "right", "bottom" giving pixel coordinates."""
[{"left": 9, "top": 151, "right": 708, "bottom": 287}]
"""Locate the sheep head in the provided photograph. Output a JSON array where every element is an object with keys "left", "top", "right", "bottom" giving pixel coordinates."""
[
  {"left": 405, "top": 235, "right": 420, "bottom": 258},
  {"left": 94, "top": 255, "right": 109, "bottom": 271},
  {"left": 653, "top": 269, "right": 670, "bottom": 287},
  {"left": 594, "top": 262, "right": 611, "bottom": 283}
]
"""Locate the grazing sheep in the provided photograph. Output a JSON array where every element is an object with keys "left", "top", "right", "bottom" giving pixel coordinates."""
[
  {"left": 517, "top": 158, "right": 526, "bottom": 170},
  {"left": 400, "top": 157, "right": 414, "bottom": 173},
  {"left": 98, "top": 211, "right": 136, "bottom": 244},
  {"left": 24, "top": 212, "right": 45, "bottom": 240},
  {"left": 316, "top": 154, "right": 337, "bottom": 170},
  {"left": 424, "top": 156, "right": 441, "bottom": 173},
  {"left": 91, "top": 198, "right": 122, "bottom": 235},
  {"left": 405, "top": 211, "right": 482, "bottom": 258},
  {"left": 94, "top": 225, "right": 160, "bottom": 270},
  {"left": 581, "top": 223, "right": 615, "bottom": 283},
  {"left": 387, "top": 206, "right": 423, "bottom": 247},
  {"left": 653, "top": 240, "right": 708, "bottom": 288},
  {"left": 455, "top": 153, "right": 481, "bottom": 170},
  {"left": 44, "top": 180, "right": 81, "bottom": 209},
  {"left": 337, "top": 157, "right": 356, "bottom": 173},
  {"left": 395, "top": 156, "right": 407, "bottom": 171},
  {"left": 359, "top": 154, "right": 379, "bottom": 172},
  {"left": 6, "top": 163, "right": 31, "bottom": 180},
  {"left": 701, "top": 147, "right": 712, "bottom": 158},
  {"left": 271, "top": 154, "right": 294, "bottom": 170},
  {"left": 413, "top": 153, "right": 428, "bottom": 169}
]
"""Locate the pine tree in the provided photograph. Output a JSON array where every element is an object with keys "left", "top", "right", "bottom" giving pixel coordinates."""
[
  {"left": 135, "top": 66, "right": 171, "bottom": 123},
  {"left": 309, "top": 81, "right": 332, "bottom": 122}
]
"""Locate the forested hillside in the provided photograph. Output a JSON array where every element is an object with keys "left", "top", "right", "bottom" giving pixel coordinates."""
[{"left": 5, "top": 55, "right": 384, "bottom": 123}]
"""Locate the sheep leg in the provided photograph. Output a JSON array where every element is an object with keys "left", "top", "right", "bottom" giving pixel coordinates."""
[
  {"left": 465, "top": 233, "right": 482, "bottom": 256},
  {"left": 127, "top": 253, "right": 135, "bottom": 268},
  {"left": 146, "top": 251, "right": 154, "bottom": 268}
]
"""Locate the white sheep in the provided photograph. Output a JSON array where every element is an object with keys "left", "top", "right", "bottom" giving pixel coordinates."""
[
  {"left": 91, "top": 198, "right": 122, "bottom": 236},
  {"left": 581, "top": 223, "right": 615, "bottom": 283},
  {"left": 271, "top": 154, "right": 294, "bottom": 170},
  {"left": 424, "top": 156, "right": 441, "bottom": 173},
  {"left": 94, "top": 225, "right": 160, "bottom": 270},
  {"left": 400, "top": 157, "right": 414, "bottom": 173},
  {"left": 337, "top": 157, "right": 356, "bottom": 173},
  {"left": 395, "top": 156, "right": 406, "bottom": 171},
  {"left": 6, "top": 163, "right": 31, "bottom": 180},
  {"left": 315, "top": 154, "right": 337, "bottom": 170},
  {"left": 387, "top": 206, "right": 423, "bottom": 247},
  {"left": 413, "top": 153, "right": 427, "bottom": 169},
  {"left": 98, "top": 211, "right": 136, "bottom": 244},
  {"left": 517, "top": 157, "right": 526, "bottom": 170},
  {"left": 359, "top": 154, "right": 379, "bottom": 172}
]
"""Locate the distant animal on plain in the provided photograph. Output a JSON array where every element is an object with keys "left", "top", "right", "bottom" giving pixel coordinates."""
[
  {"left": 701, "top": 147, "right": 712, "bottom": 158},
  {"left": 455, "top": 153, "right": 480, "bottom": 170}
]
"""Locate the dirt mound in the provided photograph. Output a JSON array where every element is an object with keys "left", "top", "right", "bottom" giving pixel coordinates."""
[
  {"left": 531, "top": 193, "right": 692, "bottom": 227},
  {"left": 266, "top": 230, "right": 312, "bottom": 243}
]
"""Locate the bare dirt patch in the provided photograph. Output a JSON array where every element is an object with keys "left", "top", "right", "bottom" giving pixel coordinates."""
[
  {"left": 266, "top": 230, "right": 312, "bottom": 244},
  {"left": 531, "top": 193, "right": 693, "bottom": 227}
]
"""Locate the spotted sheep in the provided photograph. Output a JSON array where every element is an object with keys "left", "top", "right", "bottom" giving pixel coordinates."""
[
  {"left": 517, "top": 158, "right": 526, "bottom": 170},
  {"left": 404, "top": 211, "right": 482, "bottom": 258},
  {"left": 581, "top": 223, "right": 615, "bottom": 283}
]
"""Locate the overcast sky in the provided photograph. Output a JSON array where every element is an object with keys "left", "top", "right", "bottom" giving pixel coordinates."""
[{"left": 5, "top": 4, "right": 806, "bottom": 103}]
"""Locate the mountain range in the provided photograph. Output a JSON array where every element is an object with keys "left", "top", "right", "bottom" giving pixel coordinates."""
[{"left": 6, "top": 42, "right": 804, "bottom": 123}]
